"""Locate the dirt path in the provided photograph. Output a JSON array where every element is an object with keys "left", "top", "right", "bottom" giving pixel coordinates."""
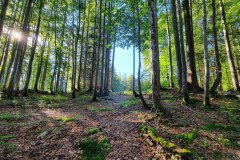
[{"left": 0, "top": 94, "right": 160, "bottom": 160}]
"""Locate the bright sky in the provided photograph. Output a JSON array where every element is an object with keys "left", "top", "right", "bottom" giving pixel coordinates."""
[{"left": 115, "top": 46, "right": 139, "bottom": 76}]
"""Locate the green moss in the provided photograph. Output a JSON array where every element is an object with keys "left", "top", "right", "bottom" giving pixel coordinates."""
[
  {"left": 175, "top": 130, "right": 198, "bottom": 143},
  {"left": 79, "top": 139, "right": 111, "bottom": 160},
  {"left": 57, "top": 117, "right": 76, "bottom": 122},
  {"left": 148, "top": 128, "right": 175, "bottom": 149},
  {"left": 0, "top": 113, "right": 22, "bottom": 121},
  {"left": 87, "top": 127, "right": 99, "bottom": 135}
]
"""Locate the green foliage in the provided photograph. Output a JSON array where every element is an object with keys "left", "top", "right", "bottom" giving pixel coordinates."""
[
  {"left": 175, "top": 130, "right": 198, "bottom": 143},
  {"left": 57, "top": 117, "right": 76, "bottom": 122},
  {"left": 0, "top": 113, "right": 22, "bottom": 121},
  {"left": 119, "top": 97, "right": 140, "bottom": 108},
  {"left": 201, "top": 124, "right": 240, "bottom": 133},
  {"left": 86, "top": 127, "right": 99, "bottom": 135},
  {"left": 79, "top": 139, "right": 111, "bottom": 160},
  {"left": 0, "top": 135, "right": 16, "bottom": 151},
  {"left": 57, "top": 114, "right": 80, "bottom": 122},
  {"left": 216, "top": 136, "right": 233, "bottom": 147},
  {"left": 87, "top": 107, "right": 113, "bottom": 113}
]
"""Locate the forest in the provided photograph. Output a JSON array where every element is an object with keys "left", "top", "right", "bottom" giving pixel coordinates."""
[{"left": 0, "top": 0, "right": 240, "bottom": 159}]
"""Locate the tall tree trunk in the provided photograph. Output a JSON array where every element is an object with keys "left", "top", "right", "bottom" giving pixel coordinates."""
[
  {"left": 219, "top": 0, "right": 240, "bottom": 91},
  {"left": 202, "top": 0, "right": 210, "bottom": 106},
  {"left": 100, "top": 1, "right": 107, "bottom": 96},
  {"left": 34, "top": 33, "right": 48, "bottom": 92},
  {"left": 137, "top": 5, "right": 148, "bottom": 109},
  {"left": 170, "top": 0, "right": 182, "bottom": 90},
  {"left": 177, "top": 0, "right": 190, "bottom": 103},
  {"left": 210, "top": 0, "right": 222, "bottom": 95},
  {"left": 88, "top": 0, "right": 98, "bottom": 92},
  {"left": 164, "top": 0, "right": 174, "bottom": 88},
  {"left": 7, "top": 0, "right": 33, "bottom": 97},
  {"left": 3, "top": 43, "right": 17, "bottom": 91},
  {"left": 78, "top": 6, "right": 86, "bottom": 91},
  {"left": 132, "top": 8, "right": 139, "bottom": 97},
  {"left": 92, "top": 0, "right": 102, "bottom": 101},
  {"left": 0, "top": 36, "right": 10, "bottom": 84},
  {"left": 148, "top": 0, "right": 165, "bottom": 112},
  {"left": 111, "top": 38, "right": 116, "bottom": 92},
  {"left": 0, "top": 0, "right": 9, "bottom": 39},
  {"left": 23, "top": 0, "right": 43, "bottom": 96},
  {"left": 183, "top": 0, "right": 201, "bottom": 93},
  {"left": 41, "top": 54, "right": 49, "bottom": 91},
  {"left": 84, "top": 4, "right": 90, "bottom": 90}
]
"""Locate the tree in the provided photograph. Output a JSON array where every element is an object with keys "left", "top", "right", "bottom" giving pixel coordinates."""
[
  {"left": 148, "top": 0, "right": 165, "bottom": 113},
  {"left": 219, "top": 0, "right": 240, "bottom": 91},
  {"left": 183, "top": 0, "right": 201, "bottom": 93},
  {"left": 210, "top": 0, "right": 222, "bottom": 95},
  {"left": 0, "top": 0, "right": 9, "bottom": 39},
  {"left": 202, "top": 0, "right": 210, "bottom": 106},
  {"left": 23, "top": 0, "right": 44, "bottom": 96}
]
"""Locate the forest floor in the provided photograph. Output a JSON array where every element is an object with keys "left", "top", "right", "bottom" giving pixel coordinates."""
[{"left": 0, "top": 89, "right": 240, "bottom": 160}]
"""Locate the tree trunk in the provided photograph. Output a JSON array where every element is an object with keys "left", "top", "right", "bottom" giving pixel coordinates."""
[
  {"left": 164, "top": 0, "right": 174, "bottom": 88},
  {"left": 84, "top": 4, "right": 90, "bottom": 90},
  {"left": 137, "top": 5, "right": 148, "bottom": 109},
  {"left": 148, "top": 0, "right": 165, "bottom": 112},
  {"left": 111, "top": 38, "right": 116, "bottom": 92},
  {"left": 0, "top": 0, "right": 9, "bottom": 39},
  {"left": 219, "top": 0, "right": 240, "bottom": 91},
  {"left": 23, "top": 0, "right": 43, "bottom": 96},
  {"left": 100, "top": 1, "right": 107, "bottom": 96},
  {"left": 7, "top": 0, "right": 33, "bottom": 97},
  {"left": 34, "top": 33, "right": 48, "bottom": 92},
  {"left": 88, "top": 0, "right": 98, "bottom": 92},
  {"left": 92, "top": 0, "right": 102, "bottom": 101},
  {"left": 183, "top": 0, "right": 201, "bottom": 93},
  {"left": 202, "top": 0, "right": 210, "bottom": 106},
  {"left": 177, "top": 0, "right": 190, "bottom": 103},
  {"left": 170, "top": 0, "right": 182, "bottom": 90},
  {"left": 210, "top": 0, "right": 222, "bottom": 95}
]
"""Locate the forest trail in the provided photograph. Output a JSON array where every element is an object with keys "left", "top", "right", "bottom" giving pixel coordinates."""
[
  {"left": 0, "top": 94, "right": 163, "bottom": 159},
  {"left": 1, "top": 92, "right": 240, "bottom": 160}
]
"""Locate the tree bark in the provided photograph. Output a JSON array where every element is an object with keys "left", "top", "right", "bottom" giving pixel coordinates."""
[
  {"left": 92, "top": 0, "right": 102, "bottom": 101},
  {"left": 148, "top": 0, "right": 165, "bottom": 112},
  {"left": 170, "top": 0, "right": 182, "bottom": 89},
  {"left": 202, "top": 0, "right": 210, "bottom": 106},
  {"left": 0, "top": 0, "right": 9, "bottom": 39},
  {"left": 137, "top": 5, "right": 148, "bottom": 109},
  {"left": 219, "top": 0, "right": 240, "bottom": 91},
  {"left": 23, "top": 0, "right": 43, "bottom": 96},
  {"left": 210, "top": 0, "right": 222, "bottom": 95},
  {"left": 183, "top": 0, "right": 201, "bottom": 93},
  {"left": 176, "top": 0, "right": 190, "bottom": 103},
  {"left": 164, "top": 0, "right": 174, "bottom": 88}
]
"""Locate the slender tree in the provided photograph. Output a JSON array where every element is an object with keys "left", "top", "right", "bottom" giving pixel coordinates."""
[
  {"left": 202, "top": 0, "right": 210, "bottom": 106},
  {"left": 219, "top": 0, "right": 240, "bottom": 91}
]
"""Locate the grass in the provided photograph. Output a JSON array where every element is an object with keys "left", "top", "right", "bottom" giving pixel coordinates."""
[
  {"left": 119, "top": 97, "right": 140, "bottom": 108},
  {"left": 175, "top": 130, "right": 198, "bottom": 143},
  {"left": 0, "top": 135, "right": 17, "bottom": 151},
  {"left": 0, "top": 113, "right": 22, "bottom": 121},
  {"left": 86, "top": 127, "right": 99, "bottom": 135},
  {"left": 201, "top": 124, "right": 240, "bottom": 133},
  {"left": 57, "top": 114, "right": 80, "bottom": 122},
  {"left": 87, "top": 107, "right": 113, "bottom": 113},
  {"left": 79, "top": 138, "right": 111, "bottom": 160}
]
